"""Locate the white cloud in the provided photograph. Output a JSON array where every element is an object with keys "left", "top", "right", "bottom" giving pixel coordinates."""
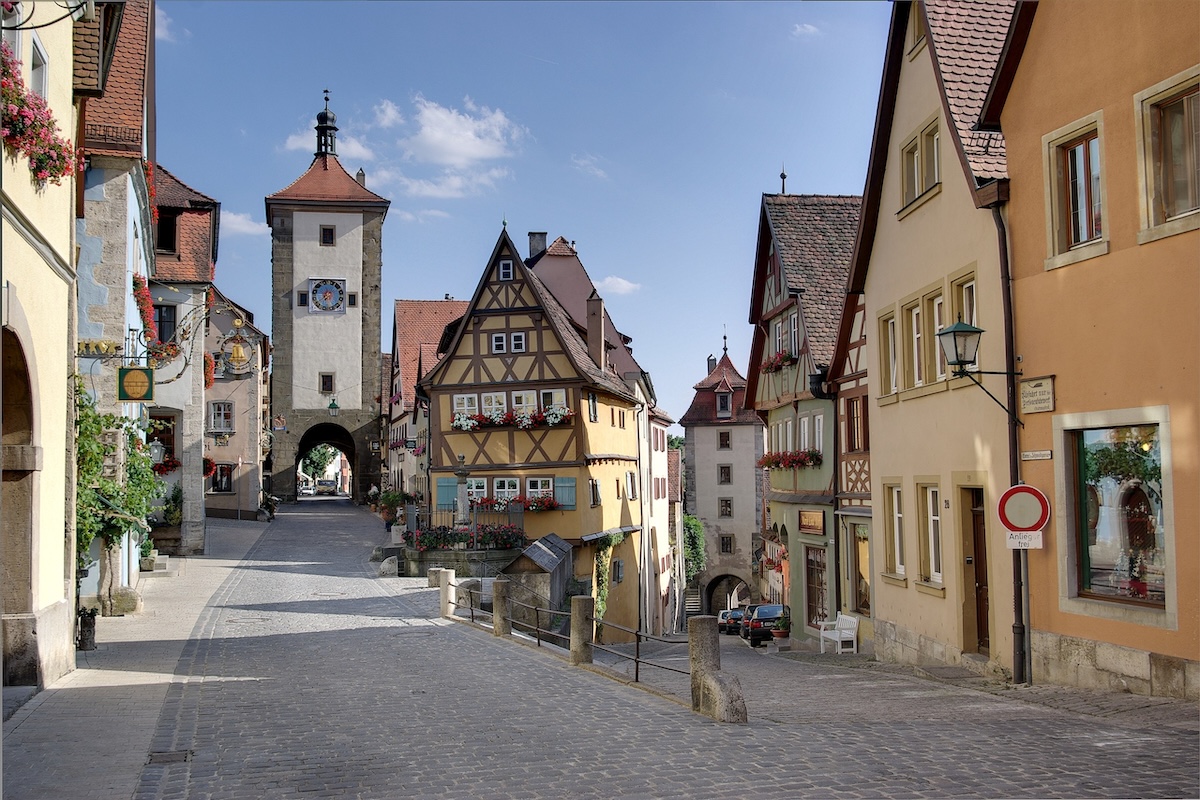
[
  {"left": 337, "top": 134, "right": 375, "bottom": 161},
  {"left": 379, "top": 166, "right": 511, "bottom": 200},
  {"left": 221, "top": 211, "right": 269, "bottom": 236},
  {"left": 393, "top": 209, "right": 452, "bottom": 224},
  {"left": 571, "top": 153, "right": 608, "bottom": 180},
  {"left": 791, "top": 23, "right": 822, "bottom": 38},
  {"left": 284, "top": 130, "right": 312, "bottom": 152},
  {"left": 398, "top": 95, "right": 524, "bottom": 169},
  {"left": 374, "top": 99, "right": 404, "bottom": 129},
  {"left": 595, "top": 276, "right": 641, "bottom": 296},
  {"left": 156, "top": 8, "right": 185, "bottom": 42}
]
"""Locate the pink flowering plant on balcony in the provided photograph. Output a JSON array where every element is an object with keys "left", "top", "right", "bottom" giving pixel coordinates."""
[
  {"left": 1, "top": 41, "right": 81, "bottom": 185},
  {"left": 760, "top": 351, "right": 799, "bottom": 374},
  {"left": 757, "top": 449, "right": 823, "bottom": 470}
]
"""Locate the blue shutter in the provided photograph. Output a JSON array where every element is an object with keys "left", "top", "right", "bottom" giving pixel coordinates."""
[
  {"left": 436, "top": 477, "right": 457, "bottom": 510},
  {"left": 554, "top": 477, "right": 576, "bottom": 510}
]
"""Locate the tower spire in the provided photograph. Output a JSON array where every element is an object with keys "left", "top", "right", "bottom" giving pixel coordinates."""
[{"left": 315, "top": 89, "right": 338, "bottom": 157}]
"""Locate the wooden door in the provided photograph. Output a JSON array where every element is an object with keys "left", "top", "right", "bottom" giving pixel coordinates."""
[{"left": 970, "top": 489, "right": 990, "bottom": 653}]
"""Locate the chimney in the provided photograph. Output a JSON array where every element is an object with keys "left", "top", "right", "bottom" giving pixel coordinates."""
[
  {"left": 587, "top": 291, "right": 606, "bottom": 371},
  {"left": 528, "top": 231, "right": 547, "bottom": 258},
  {"left": 707, "top": 354, "right": 717, "bottom": 373},
  {"left": 356, "top": 168, "right": 366, "bottom": 187}
]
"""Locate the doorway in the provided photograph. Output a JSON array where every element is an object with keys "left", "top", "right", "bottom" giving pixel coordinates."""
[{"left": 969, "top": 488, "right": 989, "bottom": 654}]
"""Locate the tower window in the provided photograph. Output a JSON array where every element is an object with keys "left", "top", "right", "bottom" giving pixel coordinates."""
[
  {"left": 320, "top": 373, "right": 335, "bottom": 394},
  {"left": 298, "top": 292, "right": 308, "bottom": 307},
  {"left": 320, "top": 226, "right": 336, "bottom": 246},
  {"left": 348, "top": 293, "right": 357, "bottom": 307},
  {"left": 498, "top": 260, "right": 514, "bottom": 281}
]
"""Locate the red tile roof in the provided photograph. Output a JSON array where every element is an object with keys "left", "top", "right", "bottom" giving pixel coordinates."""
[
  {"left": 679, "top": 351, "right": 761, "bottom": 427},
  {"left": 266, "top": 154, "right": 390, "bottom": 207},
  {"left": 156, "top": 163, "right": 216, "bottom": 208},
  {"left": 924, "top": 0, "right": 1014, "bottom": 184},
  {"left": 392, "top": 299, "right": 469, "bottom": 414},
  {"left": 83, "top": 0, "right": 149, "bottom": 157},
  {"left": 154, "top": 165, "right": 218, "bottom": 283}
]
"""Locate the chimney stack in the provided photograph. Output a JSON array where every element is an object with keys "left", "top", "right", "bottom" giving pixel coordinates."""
[
  {"left": 356, "top": 168, "right": 367, "bottom": 187},
  {"left": 587, "top": 291, "right": 606, "bottom": 371},
  {"left": 707, "top": 354, "right": 717, "bottom": 373},
  {"left": 528, "top": 231, "right": 547, "bottom": 258}
]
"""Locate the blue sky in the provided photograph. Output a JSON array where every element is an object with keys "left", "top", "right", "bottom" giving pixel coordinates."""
[{"left": 155, "top": 1, "right": 891, "bottom": 428}]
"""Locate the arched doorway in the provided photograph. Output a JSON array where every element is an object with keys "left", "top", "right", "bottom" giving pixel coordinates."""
[
  {"left": 702, "top": 572, "right": 752, "bottom": 614},
  {"left": 295, "top": 422, "right": 358, "bottom": 500},
  {"left": 2, "top": 329, "right": 37, "bottom": 685}
]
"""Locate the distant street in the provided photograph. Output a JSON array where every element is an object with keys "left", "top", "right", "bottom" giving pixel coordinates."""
[{"left": 5, "top": 501, "right": 1197, "bottom": 799}]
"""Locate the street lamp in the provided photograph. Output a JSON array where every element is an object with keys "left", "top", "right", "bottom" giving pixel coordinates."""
[
  {"left": 935, "top": 315, "right": 1022, "bottom": 427},
  {"left": 328, "top": 398, "right": 340, "bottom": 417},
  {"left": 148, "top": 439, "right": 165, "bottom": 465}
]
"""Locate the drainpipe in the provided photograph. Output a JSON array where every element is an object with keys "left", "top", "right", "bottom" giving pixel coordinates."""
[{"left": 993, "top": 204, "right": 1028, "bottom": 685}]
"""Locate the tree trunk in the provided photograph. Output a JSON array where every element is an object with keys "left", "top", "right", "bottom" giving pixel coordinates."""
[{"left": 97, "top": 542, "right": 121, "bottom": 616}]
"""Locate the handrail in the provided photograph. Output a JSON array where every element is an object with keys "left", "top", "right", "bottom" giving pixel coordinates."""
[
  {"left": 445, "top": 581, "right": 493, "bottom": 626},
  {"left": 507, "top": 595, "right": 569, "bottom": 648},
  {"left": 588, "top": 615, "right": 690, "bottom": 681}
]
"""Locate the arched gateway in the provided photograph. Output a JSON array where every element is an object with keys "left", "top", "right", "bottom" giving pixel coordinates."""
[{"left": 266, "top": 94, "right": 389, "bottom": 501}]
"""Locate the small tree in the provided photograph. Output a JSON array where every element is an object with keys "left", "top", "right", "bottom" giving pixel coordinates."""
[
  {"left": 667, "top": 434, "right": 685, "bottom": 450},
  {"left": 302, "top": 444, "right": 338, "bottom": 478},
  {"left": 682, "top": 513, "right": 705, "bottom": 585}
]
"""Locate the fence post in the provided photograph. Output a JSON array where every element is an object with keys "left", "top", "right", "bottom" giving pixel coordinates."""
[
  {"left": 439, "top": 568, "right": 456, "bottom": 617},
  {"left": 492, "top": 579, "right": 511, "bottom": 636},
  {"left": 570, "top": 595, "right": 595, "bottom": 665},
  {"left": 688, "top": 615, "right": 747, "bottom": 723},
  {"left": 427, "top": 567, "right": 442, "bottom": 588}
]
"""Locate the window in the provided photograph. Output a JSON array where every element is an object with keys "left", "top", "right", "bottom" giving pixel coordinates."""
[
  {"left": 814, "top": 413, "right": 824, "bottom": 453},
  {"left": 347, "top": 293, "right": 357, "bottom": 308},
  {"left": 527, "top": 477, "right": 552, "bottom": 497},
  {"left": 619, "top": 410, "right": 626, "bottom": 428},
  {"left": 887, "top": 485, "right": 905, "bottom": 577},
  {"left": 494, "top": 478, "right": 519, "bottom": 502},
  {"left": 1136, "top": 66, "right": 1200, "bottom": 242},
  {"left": 211, "top": 464, "right": 234, "bottom": 494},
  {"left": 481, "top": 392, "right": 506, "bottom": 416},
  {"left": 1070, "top": 422, "right": 1164, "bottom": 607},
  {"left": 720, "top": 535, "right": 734, "bottom": 555},
  {"left": 209, "top": 401, "right": 234, "bottom": 433},
  {"left": 846, "top": 396, "right": 867, "bottom": 452},
  {"left": 589, "top": 479, "right": 602, "bottom": 506},
  {"left": 785, "top": 418, "right": 793, "bottom": 450},
  {"left": 466, "top": 478, "right": 487, "bottom": 502},
  {"left": 901, "top": 121, "right": 940, "bottom": 207},
  {"left": 320, "top": 226, "right": 335, "bottom": 246},
  {"left": 716, "top": 392, "right": 731, "bottom": 418},
  {"left": 319, "top": 373, "right": 335, "bottom": 394},
  {"left": 788, "top": 312, "right": 799, "bottom": 355},
  {"left": 29, "top": 34, "right": 47, "bottom": 98},
  {"left": 1, "top": 5, "right": 19, "bottom": 54},
  {"left": 848, "top": 523, "right": 871, "bottom": 617},
  {"left": 588, "top": 392, "right": 598, "bottom": 422},
  {"left": 718, "top": 431, "right": 731, "bottom": 449},
  {"left": 512, "top": 391, "right": 536, "bottom": 414},
  {"left": 718, "top": 464, "right": 731, "bottom": 485},
  {"left": 297, "top": 292, "right": 308, "bottom": 307},
  {"left": 154, "top": 305, "right": 177, "bottom": 344},
  {"left": 774, "top": 320, "right": 784, "bottom": 355},
  {"left": 718, "top": 498, "right": 733, "bottom": 518},
  {"left": 540, "top": 388, "right": 566, "bottom": 410},
  {"left": 157, "top": 211, "right": 179, "bottom": 253},
  {"left": 611, "top": 558, "right": 624, "bottom": 584},
  {"left": 149, "top": 414, "right": 176, "bottom": 458},
  {"left": 625, "top": 471, "right": 637, "bottom": 500},
  {"left": 1044, "top": 113, "right": 1108, "bottom": 268},
  {"left": 799, "top": 416, "right": 810, "bottom": 451},
  {"left": 909, "top": 2, "right": 926, "bottom": 51},
  {"left": 924, "top": 486, "right": 943, "bottom": 584},
  {"left": 907, "top": 304, "right": 923, "bottom": 387},
  {"left": 498, "top": 259, "right": 514, "bottom": 281},
  {"left": 510, "top": 332, "right": 526, "bottom": 353},
  {"left": 491, "top": 333, "right": 506, "bottom": 354},
  {"left": 880, "top": 315, "right": 898, "bottom": 395},
  {"left": 453, "top": 394, "right": 478, "bottom": 414}
]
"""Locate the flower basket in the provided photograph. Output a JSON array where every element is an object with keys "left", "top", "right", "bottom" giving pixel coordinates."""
[
  {"left": 151, "top": 454, "right": 181, "bottom": 476},
  {"left": 760, "top": 351, "right": 799, "bottom": 374},
  {"left": 202, "top": 457, "right": 216, "bottom": 479},
  {"left": 757, "top": 449, "right": 823, "bottom": 470},
  {"left": 1, "top": 41, "right": 81, "bottom": 185}
]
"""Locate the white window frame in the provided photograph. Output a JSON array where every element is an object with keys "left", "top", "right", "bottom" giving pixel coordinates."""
[
  {"left": 481, "top": 392, "right": 507, "bottom": 416},
  {"left": 716, "top": 392, "right": 731, "bottom": 418},
  {"left": 925, "top": 486, "right": 942, "bottom": 584},
  {"left": 540, "top": 388, "right": 566, "bottom": 410},
  {"left": 890, "top": 485, "right": 905, "bottom": 577},
  {"left": 774, "top": 320, "right": 784, "bottom": 354},
  {"left": 466, "top": 478, "right": 487, "bottom": 502},
  {"left": 209, "top": 401, "right": 234, "bottom": 433},
  {"left": 211, "top": 463, "right": 235, "bottom": 494},
  {"left": 29, "top": 32, "right": 47, "bottom": 99},
  {"left": 494, "top": 478, "right": 519, "bottom": 501},
  {"left": 490, "top": 333, "right": 507, "bottom": 354},
  {"left": 788, "top": 311, "right": 799, "bottom": 355},
  {"left": 510, "top": 332, "right": 526, "bottom": 353},
  {"left": 932, "top": 294, "right": 946, "bottom": 381},
  {"left": 527, "top": 477, "right": 553, "bottom": 497},
  {"left": 512, "top": 391, "right": 537, "bottom": 414},
  {"left": 799, "top": 416, "right": 810, "bottom": 451},
  {"left": 498, "top": 259, "right": 514, "bottom": 281},
  {"left": 589, "top": 479, "right": 602, "bottom": 506},
  {"left": 453, "top": 394, "right": 478, "bottom": 415},
  {"left": 908, "top": 304, "right": 923, "bottom": 388},
  {"left": 814, "top": 413, "right": 824, "bottom": 453},
  {"left": 625, "top": 471, "right": 637, "bottom": 500}
]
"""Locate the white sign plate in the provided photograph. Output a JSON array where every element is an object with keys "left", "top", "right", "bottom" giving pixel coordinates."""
[
  {"left": 1007, "top": 531, "right": 1044, "bottom": 549},
  {"left": 1020, "top": 376, "right": 1055, "bottom": 414},
  {"left": 1021, "top": 450, "right": 1053, "bottom": 461}
]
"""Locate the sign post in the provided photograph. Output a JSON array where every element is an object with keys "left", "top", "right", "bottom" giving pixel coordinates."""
[{"left": 998, "top": 484, "right": 1050, "bottom": 549}]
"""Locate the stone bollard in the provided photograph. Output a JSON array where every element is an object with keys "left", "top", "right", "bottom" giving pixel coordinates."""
[
  {"left": 492, "top": 579, "right": 511, "bottom": 636},
  {"left": 689, "top": 615, "right": 748, "bottom": 723},
  {"left": 439, "top": 568, "right": 456, "bottom": 617},
  {"left": 427, "top": 567, "right": 442, "bottom": 588},
  {"left": 569, "top": 595, "right": 595, "bottom": 665}
]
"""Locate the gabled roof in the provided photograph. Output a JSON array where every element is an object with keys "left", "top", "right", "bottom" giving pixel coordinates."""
[
  {"left": 679, "top": 351, "right": 761, "bottom": 427},
  {"left": 157, "top": 163, "right": 217, "bottom": 209},
  {"left": 924, "top": 0, "right": 1015, "bottom": 188},
  {"left": 392, "top": 299, "right": 469, "bottom": 414},
  {"left": 73, "top": 1, "right": 125, "bottom": 98},
  {"left": 265, "top": 154, "right": 390, "bottom": 209},
  {"left": 83, "top": 0, "right": 150, "bottom": 158},
  {"left": 978, "top": 1, "right": 1040, "bottom": 130},
  {"left": 153, "top": 165, "right": 219, "bottom": 284},
  {"left": 693, "top": 352, "right": 748, "bottom": 390}
]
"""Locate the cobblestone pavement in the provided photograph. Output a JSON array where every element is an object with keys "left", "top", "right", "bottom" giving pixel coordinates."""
[{"left": 5, "top": 500, "right": 1197, "bottom": 799}]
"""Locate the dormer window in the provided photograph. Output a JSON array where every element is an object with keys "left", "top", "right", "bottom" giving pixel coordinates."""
[
  {"left": 498, "top": 260, "right": 514, "bottom": 281},
  {"left": 717, "top": 392, "right": 732, "bottom": 418},
  {"left": 156, "top": 210, "right": 180, "bottom": 253}
]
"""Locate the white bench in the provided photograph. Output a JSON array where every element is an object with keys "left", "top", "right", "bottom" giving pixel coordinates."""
[{"left": 818, "top": 612, "right": 859, "bottom": 654}]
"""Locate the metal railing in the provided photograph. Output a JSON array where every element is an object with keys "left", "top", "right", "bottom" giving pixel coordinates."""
[
  {"left": 588, "top": 617, "right": 691, "bottom": 683},
  {"left": 507, "top": 595, "right": 570, "bottom": 648},
  {"left": 446, "top": 583, "right": 494, "bottom": 625}
]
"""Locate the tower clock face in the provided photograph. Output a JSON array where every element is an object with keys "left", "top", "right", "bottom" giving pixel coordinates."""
[{"left": 309, "top": 279, "right": 346, "bottom": 313}]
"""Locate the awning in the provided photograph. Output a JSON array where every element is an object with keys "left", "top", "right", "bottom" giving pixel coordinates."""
[{"left": 581, "top": 525, "right": 642, "bottom": 542}]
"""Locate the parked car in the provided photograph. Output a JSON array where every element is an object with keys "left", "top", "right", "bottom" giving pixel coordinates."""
[
  {"left": 747, "top": 604, "right": 787, "bottom": 647},
  {"left": 738, "top": 604, "right": 761, "bottom": 639},
  {"left": 717, "top": 609, "right": 744, "bottom": 634},
  {"left": 299, "top": 485, "right": 315, "bottom": 496}
]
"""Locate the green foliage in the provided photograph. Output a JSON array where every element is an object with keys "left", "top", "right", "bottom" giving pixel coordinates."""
[
  {"left": 302, "top": 444, "right": 338, "bottom": 478},
  {"left": 592, "top": 532, "right": 626, "bottom": 630},
  {"left": 682, "top": 513, "right": 706, "bottom": 584},
  {"left": 74, "top": 377, "right": 164, "bottom": 572},
  {"left": 162, "top": 483, "right": 184, "bottom": 526},
  {"left": 667, "top": 434, "right": 685, "bottom": 451}
]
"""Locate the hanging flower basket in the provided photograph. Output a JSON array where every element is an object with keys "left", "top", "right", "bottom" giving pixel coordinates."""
[
  {"left": 1, "top": 41, "right": 81, "bottom": 185},
  {"left": 202, "top": 457, "right": 216, "bottom": 479}
]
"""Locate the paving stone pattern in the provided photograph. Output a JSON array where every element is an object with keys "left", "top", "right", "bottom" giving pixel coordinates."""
[{"left": 5, "top": 500, "right": 1198, "bottom": 799}]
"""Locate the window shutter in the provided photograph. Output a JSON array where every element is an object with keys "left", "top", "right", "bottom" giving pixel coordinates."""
[
  {"left": 436, "top": 477, "right": 457, "bottom": 510},
  {"left": 554, "top": 477, "right": 576, "bottom": 510}
]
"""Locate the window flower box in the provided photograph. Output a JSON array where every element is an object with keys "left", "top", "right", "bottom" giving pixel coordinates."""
[
  {"left": 757, "top": 449, "right": 823, "bottom": 470},
  {"left": 760, "top": 351, "right": 799, "bottom": 374}
]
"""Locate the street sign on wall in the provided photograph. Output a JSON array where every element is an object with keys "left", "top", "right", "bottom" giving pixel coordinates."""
[{"left": 998, "top": 484, "right": 1050, "bottom": 549}]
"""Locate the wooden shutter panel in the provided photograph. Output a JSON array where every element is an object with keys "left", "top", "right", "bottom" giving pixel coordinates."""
[
  {"left": 554, "top": 477, "right": 576, "bottom": 510},
  {"left": 436, "top": 477, "right": 457, "bottom": 510}
]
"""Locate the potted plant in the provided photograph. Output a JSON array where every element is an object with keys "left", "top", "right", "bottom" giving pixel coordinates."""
[
  {"left": 139, "top": 536, "right": 157, "bottom": 572},
  {"left": 772, "top": 613, "right": 792, "bottom": 639}
]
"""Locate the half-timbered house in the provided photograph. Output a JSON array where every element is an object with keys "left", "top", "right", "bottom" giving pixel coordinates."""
[
  {"left": 418, "top": 230, "right": 656, "bottom": 640},
  {"left": 745, "top": 193, "right": 860, "bottom": 635}
]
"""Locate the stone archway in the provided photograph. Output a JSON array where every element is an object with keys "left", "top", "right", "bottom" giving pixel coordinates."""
[
  {"left": 701, "top": 572, "right": 753, "bottom": 614},
  {"left": 294, "top": 422, "right": 358, "bottom": 500},
  {"left": 2, "top": 328, "right": 38, "bottom": 685}
]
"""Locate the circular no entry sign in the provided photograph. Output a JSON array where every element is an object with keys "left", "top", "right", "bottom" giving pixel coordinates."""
[{"left": 998, "top": 484, "right": 1051, "bottom": 532}]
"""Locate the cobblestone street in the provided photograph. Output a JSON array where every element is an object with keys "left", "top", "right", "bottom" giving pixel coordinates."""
[{"left": 5, "top": 501, "right": 1197, "bottom": 799}]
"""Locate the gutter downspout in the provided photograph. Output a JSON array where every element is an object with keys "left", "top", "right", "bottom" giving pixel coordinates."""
[{"left": 993, "top": 204, "right": 1029, "bottom": 685}]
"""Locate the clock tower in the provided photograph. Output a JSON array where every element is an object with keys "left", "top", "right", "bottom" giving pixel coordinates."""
[{"left": 265, "top": 93, "right": 390, "bottom": 501}]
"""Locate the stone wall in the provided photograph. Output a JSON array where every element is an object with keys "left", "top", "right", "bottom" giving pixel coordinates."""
[{"left": 1032, "top": 629, "right": 1199, "bottom": 700}]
